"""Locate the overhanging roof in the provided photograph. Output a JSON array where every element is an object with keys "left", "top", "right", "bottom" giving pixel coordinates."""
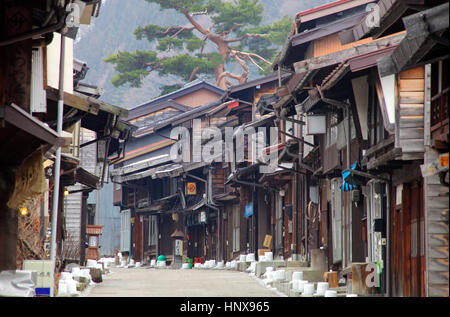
[
  {"left": 46, "top": 87, "right": 128, "bottom": 118},
  {"left": 111, "top": 154, "right": 170, "bottom": 177},
  {"left": 291, "top": 11, "right": 368, "bottom": 47},
  {"left": 296, "top": 0, "right": 376, "bottom": 22},
  {"left": 378, "top": 2, "right": 449, "bottom": 77},
  {"left": 291, "top": 32, "right": 405, "bottom": 93},
  {"left": 153, "top": 98, "right": 225, "bottom": 131},
  {"left": 0, "top": 103, "right": 65, "bottom": 167},
  {"left": 339, "top": 0, "right": 430, "bottom": 45},
  {"left": 112, "top": 160, "right": 211, "bottom": 183},
  {"left": 128, "top": 80, "right": 225, "bottom": 121}
]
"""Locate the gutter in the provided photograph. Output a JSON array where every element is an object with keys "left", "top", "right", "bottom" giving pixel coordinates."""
[{"left": 0, "top": 8, "right": 65, "bottom": 47}]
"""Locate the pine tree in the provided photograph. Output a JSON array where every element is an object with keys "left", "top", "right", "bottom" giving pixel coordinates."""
[{"left": 104, "top": 0, "right": 293, "bottom": 92}]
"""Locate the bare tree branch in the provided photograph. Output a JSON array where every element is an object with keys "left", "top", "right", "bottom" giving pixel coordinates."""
[
  {"left": 230, "top": 49, "right": 272, "bottom": 65},
  {"left": 217, "top": 71, "right": 245, "bottom": 85}
]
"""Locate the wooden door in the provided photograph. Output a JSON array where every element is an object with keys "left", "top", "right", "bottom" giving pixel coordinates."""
[
  {"left": 392, "top": 181, "right": 425, "bottom": 297},
  {"left": 410, "top": 181, "right": 425, "bottom": 297}
]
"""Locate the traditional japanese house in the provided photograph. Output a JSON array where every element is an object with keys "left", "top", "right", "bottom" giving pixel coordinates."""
[
  {"left": 272, "top": 0, "right": 448, "bottom": 297},
  {"left": 341, "top": 0, "right": 449, "bottom": 297},
  {"left": 0, "top": 0, "right": 129, "bottom": 270},
  {"left": 110, "top": 81, "right": 225, "bottom": 264},
  {"left": 220, "top": 73, "right": 303, "bottom": 262},
  {"left": 271, "top": 0, "right": 406, "bottom": 293}
]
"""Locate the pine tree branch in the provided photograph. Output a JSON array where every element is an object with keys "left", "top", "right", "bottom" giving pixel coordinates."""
[
  {"left": 188, "top": 67, "right": 200, "bottom": 82},
  {"left": 163, "top": 25, "right": 195, "bottom": 38},
  {"left": 224, "top": 33, "right": 269, "bottom": 43},
  {"left": 191, "top": 9, "right": 208, "bottom": 16},
  {"left": 182, "top": 10, "right": 211, "bottom": 37}
]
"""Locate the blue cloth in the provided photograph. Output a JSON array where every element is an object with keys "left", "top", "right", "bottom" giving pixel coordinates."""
[{"left": 340, "top": 162, "right": 360, "bottom": 192}]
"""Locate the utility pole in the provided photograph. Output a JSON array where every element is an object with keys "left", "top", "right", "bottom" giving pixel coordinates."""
[{"left": 50, "top": 34, "right": 65, "bottom": 264}]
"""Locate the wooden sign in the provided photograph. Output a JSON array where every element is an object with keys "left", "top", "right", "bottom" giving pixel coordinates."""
[
  {"left": 263, "top": 235, "right": 273, "bottom": 248},
  {"left": 186, "top": 182, "right": 197, "bottom": 195}
]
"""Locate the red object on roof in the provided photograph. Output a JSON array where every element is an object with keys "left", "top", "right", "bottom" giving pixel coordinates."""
[{"left": 227, "top": 100, "right": 240, "bottom": 109}]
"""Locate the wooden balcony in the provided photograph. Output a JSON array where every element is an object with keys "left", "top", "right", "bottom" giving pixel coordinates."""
[{"left": 430, "top": 87, "right": 449, "bottom": 148}]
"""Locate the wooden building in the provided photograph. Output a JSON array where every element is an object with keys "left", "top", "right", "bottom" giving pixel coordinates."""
[
  {"left": 111, "top": 81, "right": 226, "bottom": 263},
  {"left": 273, "top": 0, "right": 448, "bottom": 296},
  {"left": 0, "top": 0, "right": 131, "bottom": 271}
]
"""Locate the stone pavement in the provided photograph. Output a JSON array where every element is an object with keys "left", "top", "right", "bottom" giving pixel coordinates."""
[{"left": 84, "top": 267, "right": 282, "bottom": 297}]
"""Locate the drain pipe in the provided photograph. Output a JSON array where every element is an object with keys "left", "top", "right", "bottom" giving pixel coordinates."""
[{"left": 50, "top": 34, "right": 65, "bottom": 264}]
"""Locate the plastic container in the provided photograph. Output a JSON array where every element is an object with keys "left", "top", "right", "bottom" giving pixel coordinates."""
[
  {"left": 264, "top": 252, "right": 273, "bottom": 261},
  {"left": 302, "top": 283, "right": 315, "bottom": 296},
  {"left": 292, "top": 271, "right": 303, "bottom": 281},
  {"left": 316, "top": 282, "right": 329, "bottom": 295},
  {"left": 297, "top": 280, "right": 308, "bottom": 292},
  {"left": 246, "top": 253, "right": 256, "bottom": 262},
  {"left": 325, "top": 290, "right": 337, "bottom": 297},
  {"left": 273, "top": 270, "right": 285, "bottom": 281}
]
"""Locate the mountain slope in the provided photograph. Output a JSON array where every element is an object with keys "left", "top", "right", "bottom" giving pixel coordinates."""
[{"left": 74, "top": 0, "right": 333, "bottom": 109}]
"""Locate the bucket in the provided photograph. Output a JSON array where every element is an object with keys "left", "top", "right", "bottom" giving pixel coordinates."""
[
  {"left": 316, "top": 282, "right": 329, "bottom": 295},
  {"left": 292, "top": 271, "right": 303, "bottom": 281},
  {"left": 273, "top": 270, "right": 285, "bottom": 281},
  {"left": 246, "top": 253, "right": 256, "bottom": 262},
  {"left": 302, "top": 283, "right": 315, "bottom": 296},
  {"left": 264, "top": 252, "right": 273, "bottom": 261},
  {"left": 297, "top": 280, "right": 308, "bottom": 292},
  {"left": 324, "top": 290, "right": 337, "bottom": 297},
  {"left": 182, "top": 263, "right": 190, "bottom": 269}
]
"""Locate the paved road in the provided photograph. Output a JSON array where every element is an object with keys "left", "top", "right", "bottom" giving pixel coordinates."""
[{"left": 85, "top": 267, "right": 281, "bottom": 297}]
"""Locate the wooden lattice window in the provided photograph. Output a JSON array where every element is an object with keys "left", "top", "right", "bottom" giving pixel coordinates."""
[{"left": 430, "top": 59, "right": 449, "bottom": 128}]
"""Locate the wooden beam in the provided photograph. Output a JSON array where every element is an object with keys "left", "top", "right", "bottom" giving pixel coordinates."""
[{"left": 294, "top": 33, "right": 405, "bottom": 75}]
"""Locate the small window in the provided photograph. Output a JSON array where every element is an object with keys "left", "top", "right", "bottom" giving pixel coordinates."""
[{"left": 326, "top": 113, "right": 339, "bottom": 147}]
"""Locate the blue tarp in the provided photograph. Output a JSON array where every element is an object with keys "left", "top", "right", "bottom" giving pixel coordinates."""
[
  {"left": 244, "top": 202, "right": 253, "bottom": 218},
  {"left": 340, "top": 161, "right": 360, "bottom": 192}
]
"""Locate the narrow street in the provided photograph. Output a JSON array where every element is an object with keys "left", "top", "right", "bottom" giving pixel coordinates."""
[{"left": 84, "top": 267, "right": 282, "bottom": 297}]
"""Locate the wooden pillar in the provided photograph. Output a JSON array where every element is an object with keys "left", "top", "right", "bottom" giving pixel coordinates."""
[
  {"left": 2, "top": 1, "right": 32, "bottom": 111},
  {"left": 0, "top": 2, "right": 32, "bottom": 271},
  {"left": 0, "top": 171, "right": 17, "bottom": 270},
  {"left": 80, "top": 192, "right": 89, "bottom": 265}
]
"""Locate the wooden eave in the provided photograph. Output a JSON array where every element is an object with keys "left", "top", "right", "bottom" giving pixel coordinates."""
[
  {"left": 296, "top": 0, "right": 376, "bottom": 23},
  {"left": 291, "top": 11, "right": 369, "bottom": 47},
  {"left": 378, "top": 2, "right": 449, "bottom": 77},
  {"left": 339, "top": 0, "right": 428, "bottom": 45},
  {"left": 1, "top": 103, "right": 65, "bottom": 148},
  {"left": 46, "top": 87, "right": 128, "bottom": 118},
  {"left": 293, "top": 32, "right": 405, "bottom": 79}
]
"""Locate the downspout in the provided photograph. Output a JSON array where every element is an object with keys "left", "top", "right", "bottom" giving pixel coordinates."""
[{"left": 50, "top": 34, "right": 65, "bottom": 264}]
